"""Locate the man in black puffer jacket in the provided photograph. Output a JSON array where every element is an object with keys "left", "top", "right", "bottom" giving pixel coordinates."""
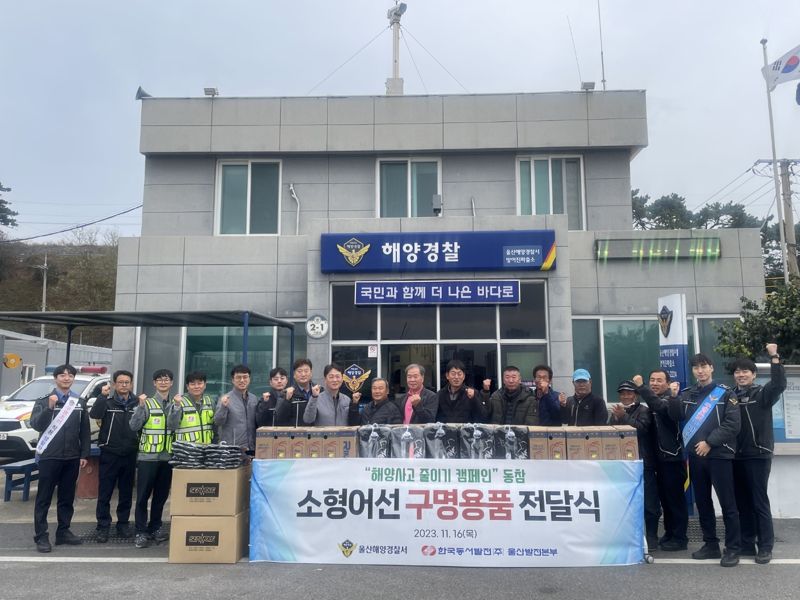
[
  {"left": 610, "top": 379, "right": 660, "bottom": 550},
  {"left": 479, "top": 366, "right": 536, "bottom": 425},
  {"left": 90, "top": 369, "right": 141, "bottom": 542},
  {"left": 731, "top": 344, "right": 786, "bottom": 565},
  {"left": 436, "top": 360, "right": 485, "bottom": 423}
]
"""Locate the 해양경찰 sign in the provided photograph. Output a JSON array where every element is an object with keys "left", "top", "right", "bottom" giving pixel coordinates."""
[
  {"left": 249, "top": 458, "right": 644, "bottom": 567},
  {"left": 320, "top": 230, "right": 556, "bottom": 273},
  {"left": 354, "top": 280, "right": 520, "bottom": 305}
]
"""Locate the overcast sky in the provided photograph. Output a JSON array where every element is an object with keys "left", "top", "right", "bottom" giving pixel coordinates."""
[{"left": 1, "top": 0, "right": 799, "bottom": 243}]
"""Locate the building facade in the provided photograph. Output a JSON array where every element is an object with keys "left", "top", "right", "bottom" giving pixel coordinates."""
[{"left": 114, "top": 91, "right": 764, "bottom": 400}]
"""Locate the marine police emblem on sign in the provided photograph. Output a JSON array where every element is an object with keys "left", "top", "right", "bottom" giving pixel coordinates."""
[
  {"left": 658, "top": 305, "right": 673, "bottom": 337},
  {"left": 336, "top": 237, "right": 371, "bottom": 267},
  {"left": 338, "top": 539, "right": 357, "bottom": 558},
  {"left": 343, "top": 364, "right": 371, "bottom": 393}
]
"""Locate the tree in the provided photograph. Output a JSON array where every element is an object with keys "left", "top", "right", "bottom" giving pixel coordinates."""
[
  {"left": 0, "top": 182, "right": 18, "bottom": 228},
  {"left": 715, "top": 282, "right": 800, "bottom": 364}
]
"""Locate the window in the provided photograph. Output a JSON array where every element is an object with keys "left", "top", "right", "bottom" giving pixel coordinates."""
[
  {"left": 518, "top": 156, "right": 584, "bottom": 230},
  {"left": 378, "top": 159, "right": 440, "bottom": 218},
  {"left": 218, "top": 161, "right": 280, "bottom": 234}
]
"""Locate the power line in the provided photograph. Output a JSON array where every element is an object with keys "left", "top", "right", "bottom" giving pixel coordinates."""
[
  {"left": 305, "top": 26, "right": 389, "bottom": 96},
  {"left": 400, "top": 28, "right": 427, "bottom": 94},
  {"left": 0, "top": 204, "right": 143, "bottom": 243},
  {"left": 402, "top": 26, "right": 470, "bottom": 93},
  {"left": 689, "top": 163, "right": 758, "bottom": 211}
]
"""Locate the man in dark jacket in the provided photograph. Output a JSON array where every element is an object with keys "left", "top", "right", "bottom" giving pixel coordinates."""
[
  {"left": 396, "top": 364, "right": 438, "bottom": 424},
  {"left": 30, "top": 364, "right": 91, "bottom": 553},
  {"left": 90, "top": 369, "right": 139, "bottom": 543},
  {"left": 610, "top": 379, "right": 660, "bottom": 549},
  {"left": 435, "top": 360, "right": 484, "bottom": 423},
  {"left": 655, "top": 353, "right": 741, "bottom": 567},
  {"left": 256, "top": 367, "right": 293, "bottom": 427},
  {"left": 531, "top": 364, "right": 563, "bottom": 426},
  {"left": 480, "top": 366, "right": 538, "bottom": 425},
  {"left": 732, "top": 344, "right": 786, "bottom": 565},
  {"left": 634, "top": 370, "right": 688, "bottom": 551},
  {"left": 559, "top": 369, "right": 608, "bottom": 426},
  {"left": 362, "top": 378, "right": 402, "bottom": 425}
]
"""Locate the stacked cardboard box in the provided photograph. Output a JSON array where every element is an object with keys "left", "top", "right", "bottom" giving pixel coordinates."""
[
  {"left": 527, "top": 425, "right": 640, "bottom": 460},
  {"left": 255, "top": 426, "right": 359, "bottom": 459},
  {"left": 168, "top": 465, "right": 251, "bottom": 564}
]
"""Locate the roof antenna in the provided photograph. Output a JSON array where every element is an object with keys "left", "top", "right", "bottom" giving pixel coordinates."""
[
  {"left": 597, "top": 0, "right": 607, "bottom": 90},
  {"left": 386, "top": 2, "right": 407, "bottom": 95}
]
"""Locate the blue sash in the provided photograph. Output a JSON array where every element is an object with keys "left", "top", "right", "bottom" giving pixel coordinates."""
[{"left": 681, "top": 385, "right": 725, "bottom": 448}]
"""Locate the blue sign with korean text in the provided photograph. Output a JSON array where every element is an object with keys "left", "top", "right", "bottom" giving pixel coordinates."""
[
  {"left": 355, "top": 280, "right": 520, "bottom": 305},
  {"left": 321, "top": 230, "right": 557, "bottom": 273}
]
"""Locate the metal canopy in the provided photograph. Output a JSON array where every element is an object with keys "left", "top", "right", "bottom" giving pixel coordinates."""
[{"left": 0, "top": 310, "right": 295, "bottom": 366}]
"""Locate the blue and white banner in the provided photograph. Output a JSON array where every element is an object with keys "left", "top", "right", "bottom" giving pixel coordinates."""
[
  {"left": 355, "top": 280, "right": 520, "bottom": 305},
  {"left": 250, "top": 458, "right": 644, "bottom": 567},
  {"left": 657, "top": 293, "right": 689, "bottom": 389},
  {"left": 320, "top": 230, "right": 556, "bottom": 273}
]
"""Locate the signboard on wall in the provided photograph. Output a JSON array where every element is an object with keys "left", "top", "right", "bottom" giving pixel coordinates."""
[
  {"left": 657, "top": 294, "right": 689, "bottom": 389},
  {"left": 320, "top": 231, "right": 556, "bottom": 274},
  {"left": 354, "top": 280, "right": 520, "bottom": 305}
]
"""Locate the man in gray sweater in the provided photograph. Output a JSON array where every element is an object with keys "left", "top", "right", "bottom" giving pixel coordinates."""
[
  {"left": 304, "top": 363, "right": 361, "bottom": 426},
  {"left": 214, "top": 364, "right": 258, "bottom": 453}
]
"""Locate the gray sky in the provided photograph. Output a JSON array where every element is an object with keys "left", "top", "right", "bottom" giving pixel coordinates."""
[{"left": 2, "top": 0, "right": 799, "bottom": 242}]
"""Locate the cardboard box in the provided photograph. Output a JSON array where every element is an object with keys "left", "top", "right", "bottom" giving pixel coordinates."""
[
  {"left": 528, "top": 427, "right": 549, "bottom": 460},
  {"left": 614, "top": 425, "right": 640, "bottom": 460},
  {"left": 170, "top": 465, "right": 250, "bottom": 516},
  {"left": 306, "top": 429, "right": 325, "bottom": 458},
  {"left": 596, "top": 426, "right": 621, "bottom": 460},
  {"left": 583, "top": 427, "right": 604, "bottom": 460},
  {"left": 564, "top": 426, "right": 586, "bottom": 460},
  {"left": 318, "top": 426, "right": 359, "bottom": 458},
  {"left": 255, "top": 427, "right": 295, "bottom": 459},
  {"left": 169, "top": 511, "right": 249, "bottom": 564},
  {"left": 546, "top": 427, "right": 566, "bottom": 460}
]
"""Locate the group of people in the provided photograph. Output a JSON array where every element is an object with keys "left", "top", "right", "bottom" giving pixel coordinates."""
[{"left": 30, "top": 347, "right": 786, "bottom": 567}]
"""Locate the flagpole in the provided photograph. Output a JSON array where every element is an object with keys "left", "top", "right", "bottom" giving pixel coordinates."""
[{"left": 761, "top": 38, "right": 790, "bottom": 285}]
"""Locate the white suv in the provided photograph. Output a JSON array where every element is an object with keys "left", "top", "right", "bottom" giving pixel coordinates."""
[{"left": 0, "top": 368, "right": 109, "bottom": 458}]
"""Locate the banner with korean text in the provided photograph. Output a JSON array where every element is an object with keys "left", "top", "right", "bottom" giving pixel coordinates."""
[{"left": 250, "top": 458, "right": 644, "bottom": 567}]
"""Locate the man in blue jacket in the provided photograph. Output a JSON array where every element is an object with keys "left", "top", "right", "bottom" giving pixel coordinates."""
[
  {"left": 30, "top": 364, "right": 91, "bottom": 553},
  {"left": 531, "top": 364, "right": 563, "bottom": 426}
]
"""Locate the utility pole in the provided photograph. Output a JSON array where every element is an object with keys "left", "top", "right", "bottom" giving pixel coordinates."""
[
  {"left": 33, "top": 252, "right": 49, "bottom": 338},
  {"left": 779, "top": 160, "right": 799, "bottom": 277},
  {"left": 756, "top": 158, "right": 799, "bottom": 280}
]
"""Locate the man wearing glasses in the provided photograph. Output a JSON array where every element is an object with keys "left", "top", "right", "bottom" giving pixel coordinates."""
[
  {"left": 214, "top": 364, "right": 258, "bottom": 453},
  {"left": 130, "top": 369, "right": 175, "bottom": 548},
  {"left": 90, "top": 370, "right": 139, "bottom": 543}
]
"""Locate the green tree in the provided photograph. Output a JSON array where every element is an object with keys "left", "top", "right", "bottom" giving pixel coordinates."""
[
  {"left": 715, "top": 281, "right": 800, "bottom": 364},
  {"left": 631, "top": 188, "right": 650, "bottom": 230},
  {"left": 0, "top": 182, "right": 18, "bottom": 228}
]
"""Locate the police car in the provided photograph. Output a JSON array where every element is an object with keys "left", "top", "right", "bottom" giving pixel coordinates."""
[{"left": 0, "top": 366, "right": 109, "bottom": 458}]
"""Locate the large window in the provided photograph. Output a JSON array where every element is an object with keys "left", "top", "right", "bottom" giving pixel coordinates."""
[
  {"left": 378, "top": 159, "right": 440, "bottom": 218},
  {"left": 571, "top": 316, "right": 739, "bottom": 401},
  {"left": 218, "top": 161, "right": 280, "bottom": 234},
  {"left": 518, "top": 156, "right": 584, "bottom": 230},
  {"left": 331, "top": 281, "right": 548, "bottom": 391}
]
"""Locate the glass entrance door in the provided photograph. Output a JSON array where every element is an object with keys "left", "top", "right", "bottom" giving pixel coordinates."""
[{"left": 381, "top": 344, "right": 436, "bottom": 398}]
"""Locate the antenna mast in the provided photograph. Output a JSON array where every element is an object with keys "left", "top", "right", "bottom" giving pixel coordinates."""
[{"left": 386, "top": 2, "right": 407, "bottom": 95}]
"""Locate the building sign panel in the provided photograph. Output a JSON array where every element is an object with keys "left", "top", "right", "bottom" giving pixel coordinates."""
[
  {"left": 321, "top": 231, "right": 556, "bottom": 273},
  {"left": 355, "top": 280, "right": 520, "bottom": 305}
]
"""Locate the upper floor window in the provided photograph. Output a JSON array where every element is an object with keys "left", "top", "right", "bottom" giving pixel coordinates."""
[
  {"left": 378, "top": 158, "right": 440, "bottom": 218},
  {"left": 518, "top": 156, "right": 584, "bottom": 230},
  {"left": 217, "top": 160, "right": 280, "bottom": 235}
]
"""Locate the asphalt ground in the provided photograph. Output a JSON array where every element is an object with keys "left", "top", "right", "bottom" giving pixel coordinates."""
[{"left": 1, "top": 480, "right": 798, "bottom": 600}]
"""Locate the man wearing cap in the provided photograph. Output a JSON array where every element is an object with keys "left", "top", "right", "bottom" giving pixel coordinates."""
[
  {"left": 610, "top": 379, "right": 660, "bottom": 550},
  {"left": 559, "top": 369, "right": 608, "bottom": 426},
  {"left": 633, "top": 370, "right": 689, "bottom": 552}
]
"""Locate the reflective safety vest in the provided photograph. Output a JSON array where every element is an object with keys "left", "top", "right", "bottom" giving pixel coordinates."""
[
  {"left": 174, "top": 395, "right": 215, "bottom": 445},
  {"left": 139, "top": 397, "right": 171, "bottom": 455}
]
